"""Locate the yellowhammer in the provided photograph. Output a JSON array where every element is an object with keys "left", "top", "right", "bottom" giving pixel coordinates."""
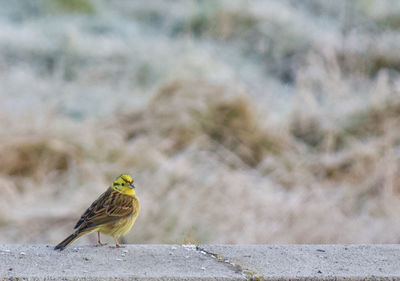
[{"left": 54, "top": 174, "right": 140, "bottom": 250}]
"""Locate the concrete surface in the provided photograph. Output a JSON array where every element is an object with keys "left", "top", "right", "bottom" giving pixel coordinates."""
[{"left": 0, "top": 244, "right": 399, "bottom": 280}]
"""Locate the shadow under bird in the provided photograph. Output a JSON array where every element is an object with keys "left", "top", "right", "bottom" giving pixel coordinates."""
[{"left": 54, "top": 174, "right": 140, "bottom": 250}]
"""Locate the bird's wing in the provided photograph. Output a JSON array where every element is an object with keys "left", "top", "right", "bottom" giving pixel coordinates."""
[
  {"left": 74, "top": 187, "right": 112, "bottom": 229},
  {"left": 74, "top": 187, "right": 134, "bottom": 231}
]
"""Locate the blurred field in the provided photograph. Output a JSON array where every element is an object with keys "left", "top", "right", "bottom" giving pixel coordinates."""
[{"left": 1, "top": 0, "right": 400, "bottom": 245}]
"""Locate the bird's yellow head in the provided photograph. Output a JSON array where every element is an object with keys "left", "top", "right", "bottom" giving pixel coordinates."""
[{"left": 112, "top": 174, "right": 136, "bottom": 196}]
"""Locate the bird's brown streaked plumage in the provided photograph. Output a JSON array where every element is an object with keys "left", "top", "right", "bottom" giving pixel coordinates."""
[
  {"left": 54, "top": 174, "right": 139, "bottom": 251},
  {"left": 74, "top": 187, "right": 135, "bottom": 231}
]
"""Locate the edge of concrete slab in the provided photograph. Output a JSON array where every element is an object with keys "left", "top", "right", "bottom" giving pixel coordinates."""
[{"left": 0, "top": 244, "right": 399, "bottom": 280}]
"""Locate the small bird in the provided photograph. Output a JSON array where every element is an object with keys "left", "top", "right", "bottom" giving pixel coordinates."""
[{"left": 54, "top": 174, "right": 140, "bottom": 251}]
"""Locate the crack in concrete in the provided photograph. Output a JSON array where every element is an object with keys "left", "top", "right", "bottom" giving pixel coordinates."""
[{"left": 194, "top": 245, "right": 263, "bottom": 281}]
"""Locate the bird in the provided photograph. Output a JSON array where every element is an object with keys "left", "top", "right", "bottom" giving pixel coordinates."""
[{"left": 54, "top": 174, "right": 140, "bottom": 251}]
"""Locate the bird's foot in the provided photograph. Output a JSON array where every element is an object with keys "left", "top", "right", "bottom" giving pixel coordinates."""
[
  {"left": 97, "top": 232, "right": 107, "bottom": 247},
  {"left": 109, "top": 244, "right": 125, "bottom": 248},
  {"left": 112, "top": 238, "right": 125, "bottom": 248}
]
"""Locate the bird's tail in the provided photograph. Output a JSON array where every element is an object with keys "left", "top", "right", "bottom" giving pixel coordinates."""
[{"left": 54, "top": 231, "right": 84, "bottom": 251}]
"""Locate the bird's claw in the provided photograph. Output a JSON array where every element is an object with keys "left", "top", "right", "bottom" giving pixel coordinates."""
[{"left": 109, "top": 244, "right": 125, "bottom": 248}]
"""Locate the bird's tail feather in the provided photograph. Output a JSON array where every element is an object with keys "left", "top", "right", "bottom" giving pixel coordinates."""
[{"left": 54, "top": 231, "right": 84, "bottom": 251}]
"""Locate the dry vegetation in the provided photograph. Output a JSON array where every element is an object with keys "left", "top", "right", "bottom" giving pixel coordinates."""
[{"left": 1, "top": 0, "right": 400, "bottom": 245}]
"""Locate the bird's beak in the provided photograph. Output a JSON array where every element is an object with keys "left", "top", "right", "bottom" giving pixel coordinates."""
[{"left": 129, "top": 183, "right": 135, "bottom": 189}]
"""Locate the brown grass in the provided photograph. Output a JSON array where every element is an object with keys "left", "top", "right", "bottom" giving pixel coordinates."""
[
  {"left": 0, "top": 139, "right": 82, "bottom": 180},
  {"left": 119, "top": 79, "right": 282, "bottom": 166},
  {"left": 199, "top": 96, "right": 281, "bottom": 166},
  {"left": 343, "top": 97, "right": 400, "bottom": 138}
]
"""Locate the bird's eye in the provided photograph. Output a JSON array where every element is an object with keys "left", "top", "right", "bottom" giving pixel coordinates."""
[{"left": 121, "top": 183, "right": 125, "bottom": 186}]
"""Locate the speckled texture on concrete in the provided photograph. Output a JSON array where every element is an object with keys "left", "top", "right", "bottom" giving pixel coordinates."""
[
  {"left": 200, "top": 244, "right": 400, "bottom": 280},
  {"left": 0, "top": 244, "right": 399, "bottom": 280}
]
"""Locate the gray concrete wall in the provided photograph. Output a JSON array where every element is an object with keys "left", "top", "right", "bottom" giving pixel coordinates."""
[{"left": 1, "top": 244, "right": 399, "bottom": 280}]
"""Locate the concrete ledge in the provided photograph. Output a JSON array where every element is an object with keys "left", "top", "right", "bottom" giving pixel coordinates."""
[{"left": 1, "top": 244, "right": 399, "bottom": 280}]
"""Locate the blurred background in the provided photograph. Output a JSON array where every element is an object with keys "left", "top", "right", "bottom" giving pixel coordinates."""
[{"left": 1, "top": 0, "right": 400, "bottom": 246}]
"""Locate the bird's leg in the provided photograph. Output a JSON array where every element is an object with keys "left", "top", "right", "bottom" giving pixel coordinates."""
[
  {"left": 114, "top": 237, "right": 125, "bottom": 248},
  {"left": 97, "top": 232, "right": 107, "bottom": 246}
]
